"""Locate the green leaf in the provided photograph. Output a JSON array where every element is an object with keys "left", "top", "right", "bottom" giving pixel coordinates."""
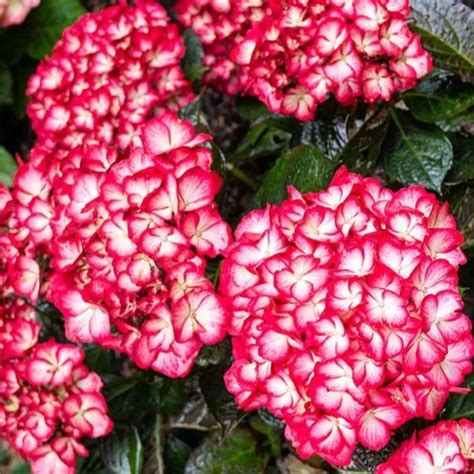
[
  {"left": 11, "top": 58, "right": 37, "bottom": 118},
  {"left": 35, "top": 299, "right": 67, "bottom": 342},
  {"left": 9, "top": 461, "right": 31, "bottom": 474},
  {"left": 0, "top": 443, "right": 31, "bottom": 473},
  {"left": 149, "top": 378, "right": 188, "bottom": 416},
  {"left": 12, "top": 0, "right": 85, "bottom": 61},
  {"left": 104, "top": 373, "right": 156, "bottom": 423},
  {"left": 101, "top": 426, "right": 143, "bottom": 474},
  {"left": 0, "top": 146, "right": 17, "bottom": 187},
  {"left": 403, "top": 70, "right": 474, "bottom": 124},
  {"left": 184, "top": 429, "right": 269, "bottom": 474},
  {"left": 84, "top": 345, "right": 116, "bottom": 374},
  {"left": 164, "top": 436, "right": 192, "bottom": 474},
  {"left": 384, "top": 110, "right": 453, "bottom": 193},
  {"left": 0, "top": 61, "right": 12, "bottom": 105},
  {"left": 410, "top": 0, "right": 474, "bottom": 82},
  {"left": 180, "top": 97, "right": 205, "bottom": 128},
  {"left": 199, "top": 345, "right": 240, "bottom": 430},
  {"left": 446, "top": 134, "right": 474, "bottom": 184},
  {"left": 211, "top": 144, "right": 227, "bottom": 197},
  {"left": 442, "top": 373, "right": 474, "bottom": 420},
  {"left": 234, "top": 122, "right": 292, "bottom": 163},
  {"left": 300, "top": 106, "right": 349, "bottom": 160},
  {"left": 446, "top": 185, "right": 474, "bottom": 253},
  {"left": 255, "top": 144, "right": 337, "bottom": 207},
  {"left": 279, "top": 455, "right": 326, "bottom": 474},
  {"left": 237, "top": 97, "right": 273, "bottom": 122},
  {"left": 196, "top": 340, "right": 229, "bottom": 368},
  {"left": 301, "top": 102, "right": 390, "bottom": 174},
  {"left": 249, "top": 414, "right": 282, "bottom": 457},
  {"left": 182, "top": 29, "right": 205, "bottom": 83}
]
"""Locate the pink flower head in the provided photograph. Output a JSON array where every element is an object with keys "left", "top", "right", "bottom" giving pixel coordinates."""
[
  {"left": 48, "top": 112, "right": 231, "bottom": 378},
  {"left": 0, "top": 192, "right": 111, "bottom": 473},
  {"left": 376, "top": 419, "right": 474, "bottom": 473},
  {"left": 175, "top": 0, "right": 270, "bottom": 95},
  {"left": 0, "top": 178, "right": 48, "bottom": 308},
  {"left": 178, "top": 0, "right": 432, "bottom": 120},
  {"left": 220, "top": 167, "right": 472, "bottom": 466},
  {"left": 27, "top": 0, "right": 194, "bottom": 169},
  {"left": 0, "top": 336, "right": 111, "bottom": 473},
  {"left": 0, "top": 0, "right": 40, "bottom": 27}
]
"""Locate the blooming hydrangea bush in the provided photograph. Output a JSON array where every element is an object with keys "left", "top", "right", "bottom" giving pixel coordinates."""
[
  {"left": 177, "top": 0, "right": 432, "bottom": 120},
  {"left": 0, "top": 0, "right": 40, "bottom": 27},
  {"left": 27, "top": 0, "right": 194, "bottom": 156},
  {"left": 0, "top": 187, "right": 112, "bottom": 474},
  {"left": 47, "top": 112, "right": 231, "bottom": 378},
  {"left": 0, "top": 0, "right": 472, "bottom": 470},
  {"left": 376, "top": 419, "right": 474, "bottom": 473},
  {"left": 221, "top": 167, "right": 472, "bottom": 466}
]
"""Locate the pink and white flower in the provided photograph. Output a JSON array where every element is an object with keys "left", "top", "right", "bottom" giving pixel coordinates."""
[
  {"left": 177, "top": 0, "right": 432, "bottom": 120},
  {"left": 221, "top": 166, "right": 472, "bottom": 466},
  {"left": 27, "top": 0, "right": 194, "bottom": 172},
  {"left": 0, "top": 0, "right": 40, "bottom": 27},
  {"left": 47, "top": 113, "right": 231, "bottom": 378},
  {"left": 376, "top": 419, "right": 474, "bottom": 474}
]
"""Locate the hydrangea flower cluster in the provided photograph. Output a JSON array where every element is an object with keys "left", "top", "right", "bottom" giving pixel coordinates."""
[
  {"left": 175, "top": 0, "right": 269, "bottom": 95},
  {"left": 221, "top": 167, "right": 472, "bottom": 466},
  {"left": 177, "top": 0, "right": 432, "bottom": 120},
  {"left": 0, "top": 0, "right": 40, "bottom": 27},
  {"left": 376, "top": 419, "right": 474, "bottom": 473},
  {"left": 0, "top": 335, "right": 113, "bottom": 474},
  {"left": 48, "top": 112, "right": 231, "bottom": 378},
  {"left": 0, "top": 187, "right": 112, "bottom": 474},
  {"left": 27, "top": 0, "right": 194, "bottom": 158},
  {"left": 0, "top": 181, "right": 44, "bottom": 305}
]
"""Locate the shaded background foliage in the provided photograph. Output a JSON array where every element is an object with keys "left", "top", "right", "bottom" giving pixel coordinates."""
[{"left": 0, "top": 0, "right": 473, "bottom": 472}]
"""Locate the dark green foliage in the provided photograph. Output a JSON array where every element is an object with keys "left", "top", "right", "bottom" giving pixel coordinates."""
[
  {"left": 0, "top": 62, "right": 13, "bottom": 106},
  {"left": 442, "top": 372, "right": 474, "bottom": 421},
  {"left": 1, "top": 0, "right": 85, "bottom": 61},
  {"left": 101, "top": 426, "right": 144, "bottom": 474},
  {"left": 411, "top": 0, "right": 474, "bottom": 82},
  {"left": 255, "top": 144, "right": 337, "bottom": 207},
  {"left": 384, "top": 111, "right": 453, "bottom": 193},
  {"left": 184, "top": 429, "right": 270, "bottom": 474},
  {"left": 0, "top": 146, "right": 17, "bottom": 186},
  {"left": 403, "top": 70, "right": 474, "bottom": 125},
  {"left": 181, "top": 29, "right": 206, "bottom": 84}
]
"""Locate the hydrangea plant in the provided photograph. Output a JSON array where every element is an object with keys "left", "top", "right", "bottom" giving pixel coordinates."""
[{"left": 0, "top": 0, "right": 472, "bottom": 472}]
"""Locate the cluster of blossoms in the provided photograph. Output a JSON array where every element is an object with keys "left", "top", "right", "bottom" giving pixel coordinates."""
[
  {"left": 0, "top": 186, "right": 112, "bottom": 474},
  {"left": 0, "top": 181, "right": 44, "bottom": 305},
  {"left": 177, "top": 0, "right": 432, "bottom": 120},
  {"left": 376, "top": 419, "right": 474, "bottom": 473},
  {"left": 27, "top": 0, "right": 194, "bottom": 166},
  {"left": 47, "top": 113, "right": 231, "bottom": 378},
  {"left": 175, "top": 0, "right": 270, "bottom": 95},
  {"left": 0, "top": 0, "right": 229, "bottom": 383},
  {"left": 221, "top": 167, "right": 473, "bottom": 466},
  {"left": 0, "top": 0, "right": 40, "bottom": 27}
]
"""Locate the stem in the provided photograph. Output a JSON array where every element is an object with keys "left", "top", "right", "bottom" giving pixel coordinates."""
[
  {"left": 226, "top": 163, "right": 258, "bottom": 190},
  {"left": 106, "top": 378, "right": 139, "bottom": 401},
  {"left": 155, "top": 415, "right": 164, "bottom": 474},
  {"left": 166, "top": 423, "right": 221, "bottom": 432}
]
